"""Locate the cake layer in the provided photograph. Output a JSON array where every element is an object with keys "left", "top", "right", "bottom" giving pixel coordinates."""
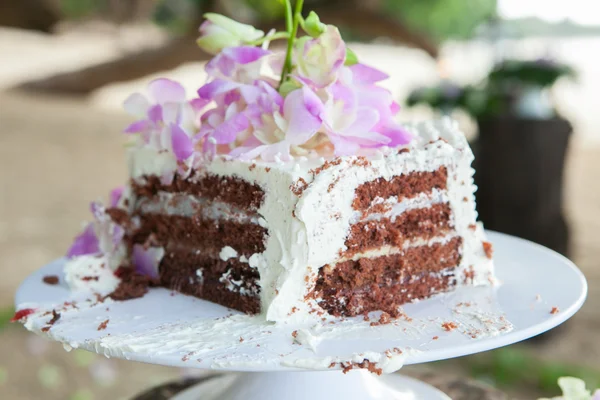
[
  {"left": 344, "top": 203, "right": 453, "bottom": 256},
  {"left": 136, "top": 193, "right": 262, "bottom": 224},
  {"left": 159, "top": 254, "right": 260, "bottom": 314},
  {"left": 131, "top": 173, "right": 265, "bottom": 210},
  {"left": 352, "top": 167, "right": 448, "bottom": 210},
  {"left": 130, "top": 213, "right": 267, "bottom": 257},
  {"left": 313, "top": 237, "right": 462, "bottom": 317}
]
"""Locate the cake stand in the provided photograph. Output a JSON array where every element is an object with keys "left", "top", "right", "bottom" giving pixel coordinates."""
[{"left": 15, "top": 232, "right": 587, "bottom": 400}]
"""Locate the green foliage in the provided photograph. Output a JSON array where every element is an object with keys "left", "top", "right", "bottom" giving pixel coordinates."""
[
  {"left": 454, "top": 347, "right": 600, "bottom": 397},
  {"left": 245, "top": 0, "right": 286, "bottom": 21},
  {"left": 383, "top": 0, "right": 497, "bottom": 40},
  {"left": 60, "top": 0, "right": 106, "bottom": 19},
  {"left": 153, "top": 0, "right": 204, "bottom": 34},
  {"left": 0, "top": 307, "right": 14, "bottom": 331},
  {"left": 407, "top": 58, "right": 576, "bottom": 118}
]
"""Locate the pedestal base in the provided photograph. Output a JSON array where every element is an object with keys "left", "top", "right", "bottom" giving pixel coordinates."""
[{"left": 172, "top": 371, "right": 450, "bottom": 400}]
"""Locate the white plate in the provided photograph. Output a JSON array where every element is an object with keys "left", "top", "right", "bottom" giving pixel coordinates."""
[{"left": 15, "top": 231, "right": 587, "bottom": 373}]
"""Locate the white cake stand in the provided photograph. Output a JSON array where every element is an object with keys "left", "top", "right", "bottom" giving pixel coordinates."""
[{"left": 15, "top": 232, "right": 587, "bottom": 400}]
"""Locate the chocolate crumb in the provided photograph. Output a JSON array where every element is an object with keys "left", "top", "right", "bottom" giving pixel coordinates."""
[
  {"left": 398, "top": 148, "right": 410, "bottom": 154},
  {"left": 97, "top": 319, "right": 109, "bottom": 331},
  {"left": 432, "top": 336, "right": 439, "bottom": 340},
  {"left": 482, "top": 241, "right": 493, "bottom": 258},
  {"left": 43, "top": 275, "right": 59, "bottom": 285},
  {"left": 48, "top": 310, "right": 61, "bottom": 325},
  {"left": 41, "top": 326, "right": 50, "bottom": 332},
  {"left": 442, "top": 321, "right": 458, "bottom": 331},
  {"left": 462, "top": 197, "right": 468, "bottom": 202},
  {"left": 292, "top": 330, "right": 298, "bottom": 339},
  {"left": 550, "top": 307, "right": 560, "bottom": 314},
  {"left": 290, "top": 177, "right": 309, "bottom": 196},
  {"left": 239, "top": 337, "right": 244, "bottom": 343},
  {"left": 468, "top": 224, "right": 477, "bottom": 231}
]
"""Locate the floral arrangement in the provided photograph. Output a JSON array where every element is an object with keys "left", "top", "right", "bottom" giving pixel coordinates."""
[
  {"left": 123, "top": 0, "right": 411, "bottom": 167},
  {"left": 539, "top": 377, "right": 600, "bottom": 400},
  {"left": 407, "top": 58, "right": 575, "bottom": 119}
]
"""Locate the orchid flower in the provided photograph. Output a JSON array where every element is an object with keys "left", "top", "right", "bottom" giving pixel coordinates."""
[
  {"left": 205, "top": 46, "right": 276, "bottom": 85},
  {"left": 232, "top": 87, "right": 324, "bottom": 161},
  {"left": 197, "top": 13, "right": 265, "bottom": 55},
  {"left": 293, "top": 25, "right": 346, "bottom": 88},
  {"left": 123, "top": 78, "right": 206, "bottom": 162}
]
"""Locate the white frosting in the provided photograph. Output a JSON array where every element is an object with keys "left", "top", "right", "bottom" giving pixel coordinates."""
[
  {"left": 64, "top": 254, "right": 120, "bottom": 293},
  {"left": 219, "top": 246, "right": 238, "bottom": 261},
  {"left": 125, "top": 117, "right": 494, "bottom": 324}
]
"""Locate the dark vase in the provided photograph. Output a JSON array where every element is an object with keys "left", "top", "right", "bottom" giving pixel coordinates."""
[{"left": 471, "top": 117, "right": 572, "bottom": 258}]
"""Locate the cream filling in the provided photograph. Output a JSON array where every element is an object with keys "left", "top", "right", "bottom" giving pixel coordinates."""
[
  {"left": 330, "top": 233, "right": 459, "bottom": 265},
  {"left": 352, "top": 189, "right": 449, "bottom": 223},
  {"left": 136, "top": 192, "right": 265, "bottom": 225}
]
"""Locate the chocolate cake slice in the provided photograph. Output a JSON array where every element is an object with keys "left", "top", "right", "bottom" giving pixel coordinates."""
[{"left": 60, "top": 8, "right": 494, "bottom": 324}]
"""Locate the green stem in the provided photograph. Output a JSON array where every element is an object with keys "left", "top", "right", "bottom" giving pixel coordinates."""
[
  {"left": 247, "top": 31, "right": 289, "bottom": 46},
  {"left": 279, "top": 0, "right": 304, "bottom": 88}
]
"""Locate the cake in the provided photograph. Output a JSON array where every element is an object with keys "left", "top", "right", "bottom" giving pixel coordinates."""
[{"left": 62, "top": 8, "right": 494, "bottom": 324}]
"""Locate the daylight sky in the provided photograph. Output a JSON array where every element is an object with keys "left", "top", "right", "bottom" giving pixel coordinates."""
[{"left": 498, "top": 0, "right": 600, "bottom": 25}]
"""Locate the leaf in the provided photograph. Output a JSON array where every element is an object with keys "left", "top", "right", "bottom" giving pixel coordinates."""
[
  {"left": 345, "top": 48, "right": 359, "bottom": 66},
  {"left": 301, "top": 11, "right": 326, "bottom": 37}
]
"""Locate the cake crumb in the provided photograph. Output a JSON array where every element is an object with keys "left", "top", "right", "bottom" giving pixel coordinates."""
[
  {"left": 239, "top": 337, "right": 244, "bottom": 343},
  {"left": 291, "top": 330, "right": 298, "bottom": 339},
  {"left": 442, "top": 321, "right": 458, "bottom": 331},
  {"left": 462, "top": 197, "right": 468, "bottom": 202},
  {"left": 432, "top": 336, "right": 439, "bottom": 340},
  {"left": 290, "top": 178, "right": 309, "bottom": 196},
  {"left": 482, "top": 241, "right": 493, "bottom": 258},
  {"left": 48, "top": 310, "right": 61, "bottom": 325},
  {"left": 43, "top": 275, "right": 59, "bottom": 285},
  {"left": 550, "top": 307, "right": 560, "bottom": 314},
  {"left": 97, "top": 319, "right": 109, "bottom": 331}
]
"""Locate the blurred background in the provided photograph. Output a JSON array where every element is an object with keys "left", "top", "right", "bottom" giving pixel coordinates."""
[{"left": 1, "top": 0, "right": 599, "bottom": 399}]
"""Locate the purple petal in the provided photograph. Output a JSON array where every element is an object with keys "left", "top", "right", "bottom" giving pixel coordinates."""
[
  {"left": 112, "top": 225, "right": 124, "bottom": 247},
  {"left": 147, "top": 104, "right": 163, "bottom": 124},
  {"left": 198, "top": 79, "right": 240, "bottom": 100},
  {"left": 223, "top": 46, "right": 271, "bottom": 65},
  {"left": 284, "top": 87, "right": 324, "bottom": 144},
  {"left": 390, "top": 101, "right": 401, "bottom": 115},
  {"left": 148, "top": 78, "right": 186, "bottom": 104},
  {"left": 170, "top": 124, "right": 194, "bottom": 161},
  {"left": 110, "top": 187, "right": 124, "bottom": 207},
  {"left": 124, "top": 120, "right": 151, "bottom": 134},
  {"left": 132, "top": 245, "right": 164, "bottom": 279},
  {"left": 90, "top": 201, "right": 105, "bottom": 221},
  {"left": 212, "top": 113, "right": 249, "bottom": 144},
  {"left": 342, "top": 107, "right": 380, "bottom": 137},
  {"left": 378, "top": 122, "right": 413, "bottom": 147},
  {"left": 67, "top": 223, "right": 100, "bottom": 257},
  {"left": 328, "top": 134, "right": 360, "bottom": 156},
  {"left": 350, "top": 63, "right": 389, "bottom": 84},
  {"left": 190, "top": 98, "right": 210, "bottom": 112},
  {"left": 123, "top": 93, "right": 149, "bottom": 116}
]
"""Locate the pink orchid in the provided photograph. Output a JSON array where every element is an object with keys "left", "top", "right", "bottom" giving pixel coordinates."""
[
  {"left": 319, "top": 65, "right": 411, "bottom": 154},
  {"left": 233, "top": 87, "right": 324, "bottom": 161},
  {"left": 123, "top": 78, "right": 206, "bottom": 161},
  {"left": 197, "top": 13, "right": 264, "bottom": 55},
  {"left": 205, "top": 46, "right": 274, "bottom": 85},
  {"left": 294, "top": 25, "right": 346, "bottom": 88}
]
